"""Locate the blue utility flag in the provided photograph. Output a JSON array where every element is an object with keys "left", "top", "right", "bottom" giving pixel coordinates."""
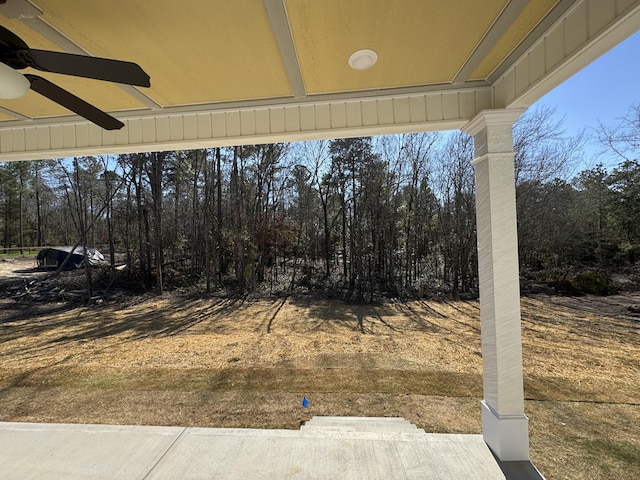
[{"left": 302, "top": 396, "right": 309, "bottom": 408}]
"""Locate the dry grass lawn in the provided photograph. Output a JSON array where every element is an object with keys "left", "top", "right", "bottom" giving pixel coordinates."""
[{"left": 0, "top": 275, "right": 638, "bottom": 479}]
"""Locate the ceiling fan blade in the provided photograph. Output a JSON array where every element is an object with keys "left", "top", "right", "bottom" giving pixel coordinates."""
[
  {"left": 26, "top": 74, "right": 125, "bottom": 130},
  {"left": 20, "top": 49, "right": 150, "bottom": 87}
]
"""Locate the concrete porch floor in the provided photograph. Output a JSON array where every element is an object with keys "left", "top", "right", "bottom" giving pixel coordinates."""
[{"left": 0, "top": 418, "right": 543, "bottom": 479}]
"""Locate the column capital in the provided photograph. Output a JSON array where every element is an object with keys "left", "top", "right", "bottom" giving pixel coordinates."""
[{"left": 462, "top": 108, "right": 526, "bottom": 137}]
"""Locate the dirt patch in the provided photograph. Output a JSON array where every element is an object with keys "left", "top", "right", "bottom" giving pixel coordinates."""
[
  {"left": 0, "top": 256, "right": 44, "bottom": 284},
  {"left": 0, "top": 291, "right": 638, "bottom": 479}
]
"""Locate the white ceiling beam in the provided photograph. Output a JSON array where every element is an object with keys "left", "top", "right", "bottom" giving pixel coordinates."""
[
  {"left": 263, "top": 0, "right": 306, "bottom": 98},
  {"left": 0, "top": 0, "right": 42, "bottom": 19},
  {"left": 453, "top": 0, "right": 528, "bottom": 84}
]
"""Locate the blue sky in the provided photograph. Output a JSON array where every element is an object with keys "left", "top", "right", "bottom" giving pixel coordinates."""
[{"left": 534, "top": 30, "right": 640, "bottom": 169}]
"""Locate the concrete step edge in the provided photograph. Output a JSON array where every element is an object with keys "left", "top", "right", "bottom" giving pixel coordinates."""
[{"left": 305, "top": 416, "right": 411, "bottom": 423}]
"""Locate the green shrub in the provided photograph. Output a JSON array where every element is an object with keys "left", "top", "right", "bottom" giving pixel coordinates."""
[{"left": 572, "top": 271, "right": 618, "bottom": 296}]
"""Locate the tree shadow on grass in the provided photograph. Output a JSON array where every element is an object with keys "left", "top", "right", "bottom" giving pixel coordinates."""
[
  {"left": 0, "top": 295, "right": 247, "bottom": 359},
  {"left": 266, "top": 295, "right": 289, "bottom": 333},
  {"left": 287, "top": 296, "right": 441, "bottom": 334},
  {"left": 286, "top": 297, "right": 393, "bottom": 334}
]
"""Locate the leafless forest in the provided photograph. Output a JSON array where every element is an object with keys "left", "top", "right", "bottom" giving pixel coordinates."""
[{"left": 1, "top": 105, "right": 639, "bottom": 299}]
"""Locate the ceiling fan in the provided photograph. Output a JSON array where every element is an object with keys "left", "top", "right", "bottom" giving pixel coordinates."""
[{"left": 0, "top": 24, "right": 150, "bottom": 130}]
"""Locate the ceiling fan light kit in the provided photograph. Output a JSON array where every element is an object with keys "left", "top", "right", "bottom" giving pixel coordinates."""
[
  {"left": 0, "top": 60, "right": 29, "bottom": 98},
  {"left": 0, "top": 24, "right": 150, "bottom": 130}
]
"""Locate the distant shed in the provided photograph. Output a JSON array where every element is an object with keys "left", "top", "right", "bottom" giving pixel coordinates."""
[{"left": 36, "top": 247, "right": 105, "bottom": 270}]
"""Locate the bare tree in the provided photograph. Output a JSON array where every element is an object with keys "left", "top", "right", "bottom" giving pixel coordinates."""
[
  {"left": 514, "top": 106, "right": 585, "bottom": 267},
  {"left": 596, "top": 102, "right": 640, "bottom": 162},
  {"left": 433, "top": 132, "right": 477, "bottom": 295}
]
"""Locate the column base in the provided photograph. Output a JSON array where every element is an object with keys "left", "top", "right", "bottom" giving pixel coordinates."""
[{"left": 481, "top": 400, "right": 529, "bottom": 461}]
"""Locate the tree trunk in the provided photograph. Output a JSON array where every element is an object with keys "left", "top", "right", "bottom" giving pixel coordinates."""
[
  {"left": 18, "top": 171, "right": 24, "bottom": 255},
  {"left": 105, "top": 172, "right": 116, "bottom": 267},
  {"left": 148, "top": 152, "right": 165, "bottom": 295},
  {"left": 34, "top": 163, "right": 43, "bottom": 247},
  {"left": 216, "top": 147, "right": 224, "bottom": 284}
]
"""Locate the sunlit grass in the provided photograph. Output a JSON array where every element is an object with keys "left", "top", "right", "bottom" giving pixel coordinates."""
[
  {"left": 1, "top": 293, "right": 638, "bottom": 479},
  {"left": 0, "top": 249, "right": 38, "bottom": 258}
]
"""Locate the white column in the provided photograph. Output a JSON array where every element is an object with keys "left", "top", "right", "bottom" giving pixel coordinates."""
[{"left": 462, "top": 109, "right": 529, "bottom": 461}]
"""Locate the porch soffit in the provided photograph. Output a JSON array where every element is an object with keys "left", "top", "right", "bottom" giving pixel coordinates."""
[{"left": 0, "top": 0, "right": 638, "bottom": 160}]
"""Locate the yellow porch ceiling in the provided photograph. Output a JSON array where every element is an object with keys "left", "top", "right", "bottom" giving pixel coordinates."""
[
  {"left": 35, "top": 0, "right": 293, "bottom": 106},
  {"left": 285, "top": 0, "right": 508, "bottom": 94}
]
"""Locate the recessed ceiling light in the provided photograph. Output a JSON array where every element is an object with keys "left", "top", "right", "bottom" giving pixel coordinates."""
[{"left": 348, "top": 49, "right": 378, "bottom": 70}]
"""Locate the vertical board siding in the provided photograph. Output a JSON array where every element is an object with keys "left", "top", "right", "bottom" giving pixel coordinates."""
[
  {"left": 0, "top": 87, "right": 491, "bottom": 158},
  {"left": 197, "top": 113, "right": 212, "bottom": 139},
  {"left": 409, "top": 95, "right": 427, "bottom": 123},
  {"left": 25, "top": 128, "right": 37, "bottom": 151},
  {"left": 156, "top": 116, "right": 170, "bottom": 142},
  {"left": 50, "top": 126, "right": 63, "bottom": 150},
  {"left": 393, "top": 97, "right": 411, "bottom": 124},
  {"left": 564, "top": 2, "right": 588, "bottom": 55},
  {"left": 211, "top": 112, "right": 225, "bottom": 139},
  {"left": 314, "top": 104, "right": 331, "bottom": 130},
  {"left": 224, "top": 112, "right": 240, "bottom": 137},
  {"left": 240, "top": 110, "right": 255, "bottom": 136},
  {"left": 36, "top": 126, "right": 50, "bottom": 150},
  {"left": 345, "top": 101, "right": 362, "bottom": 128},
  {"left": 426, "top": 94, "right": 444, "bottom": 121},
  {"left": 588, "top": 0, "right": 615, "bottom": 35},
  {"left": 285, "top": 106, "right": 300, "bottom": 132},
  {"left": 377, "top": 98, "right": 394, "bottom": 125},
  {"left": 330, "top": 103, "right": 346, "bottom": 129},
  {"left": 299, "top": 105, "right": 316, "bottom": 131},
  {"left": 494, "top": 0, "right": 640, "bottom": 108},
  {"left": 269, "top": 108, "right": 285, "bottom": 134},
  {"left": 255, "top": 108, "right": 271, "bottom": 134},
  {"left": 442, "top": 92, "right": 460, "bottom": 120},
  {"left": 362, "top": 99, "right": 378, "bottom": 126}
]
